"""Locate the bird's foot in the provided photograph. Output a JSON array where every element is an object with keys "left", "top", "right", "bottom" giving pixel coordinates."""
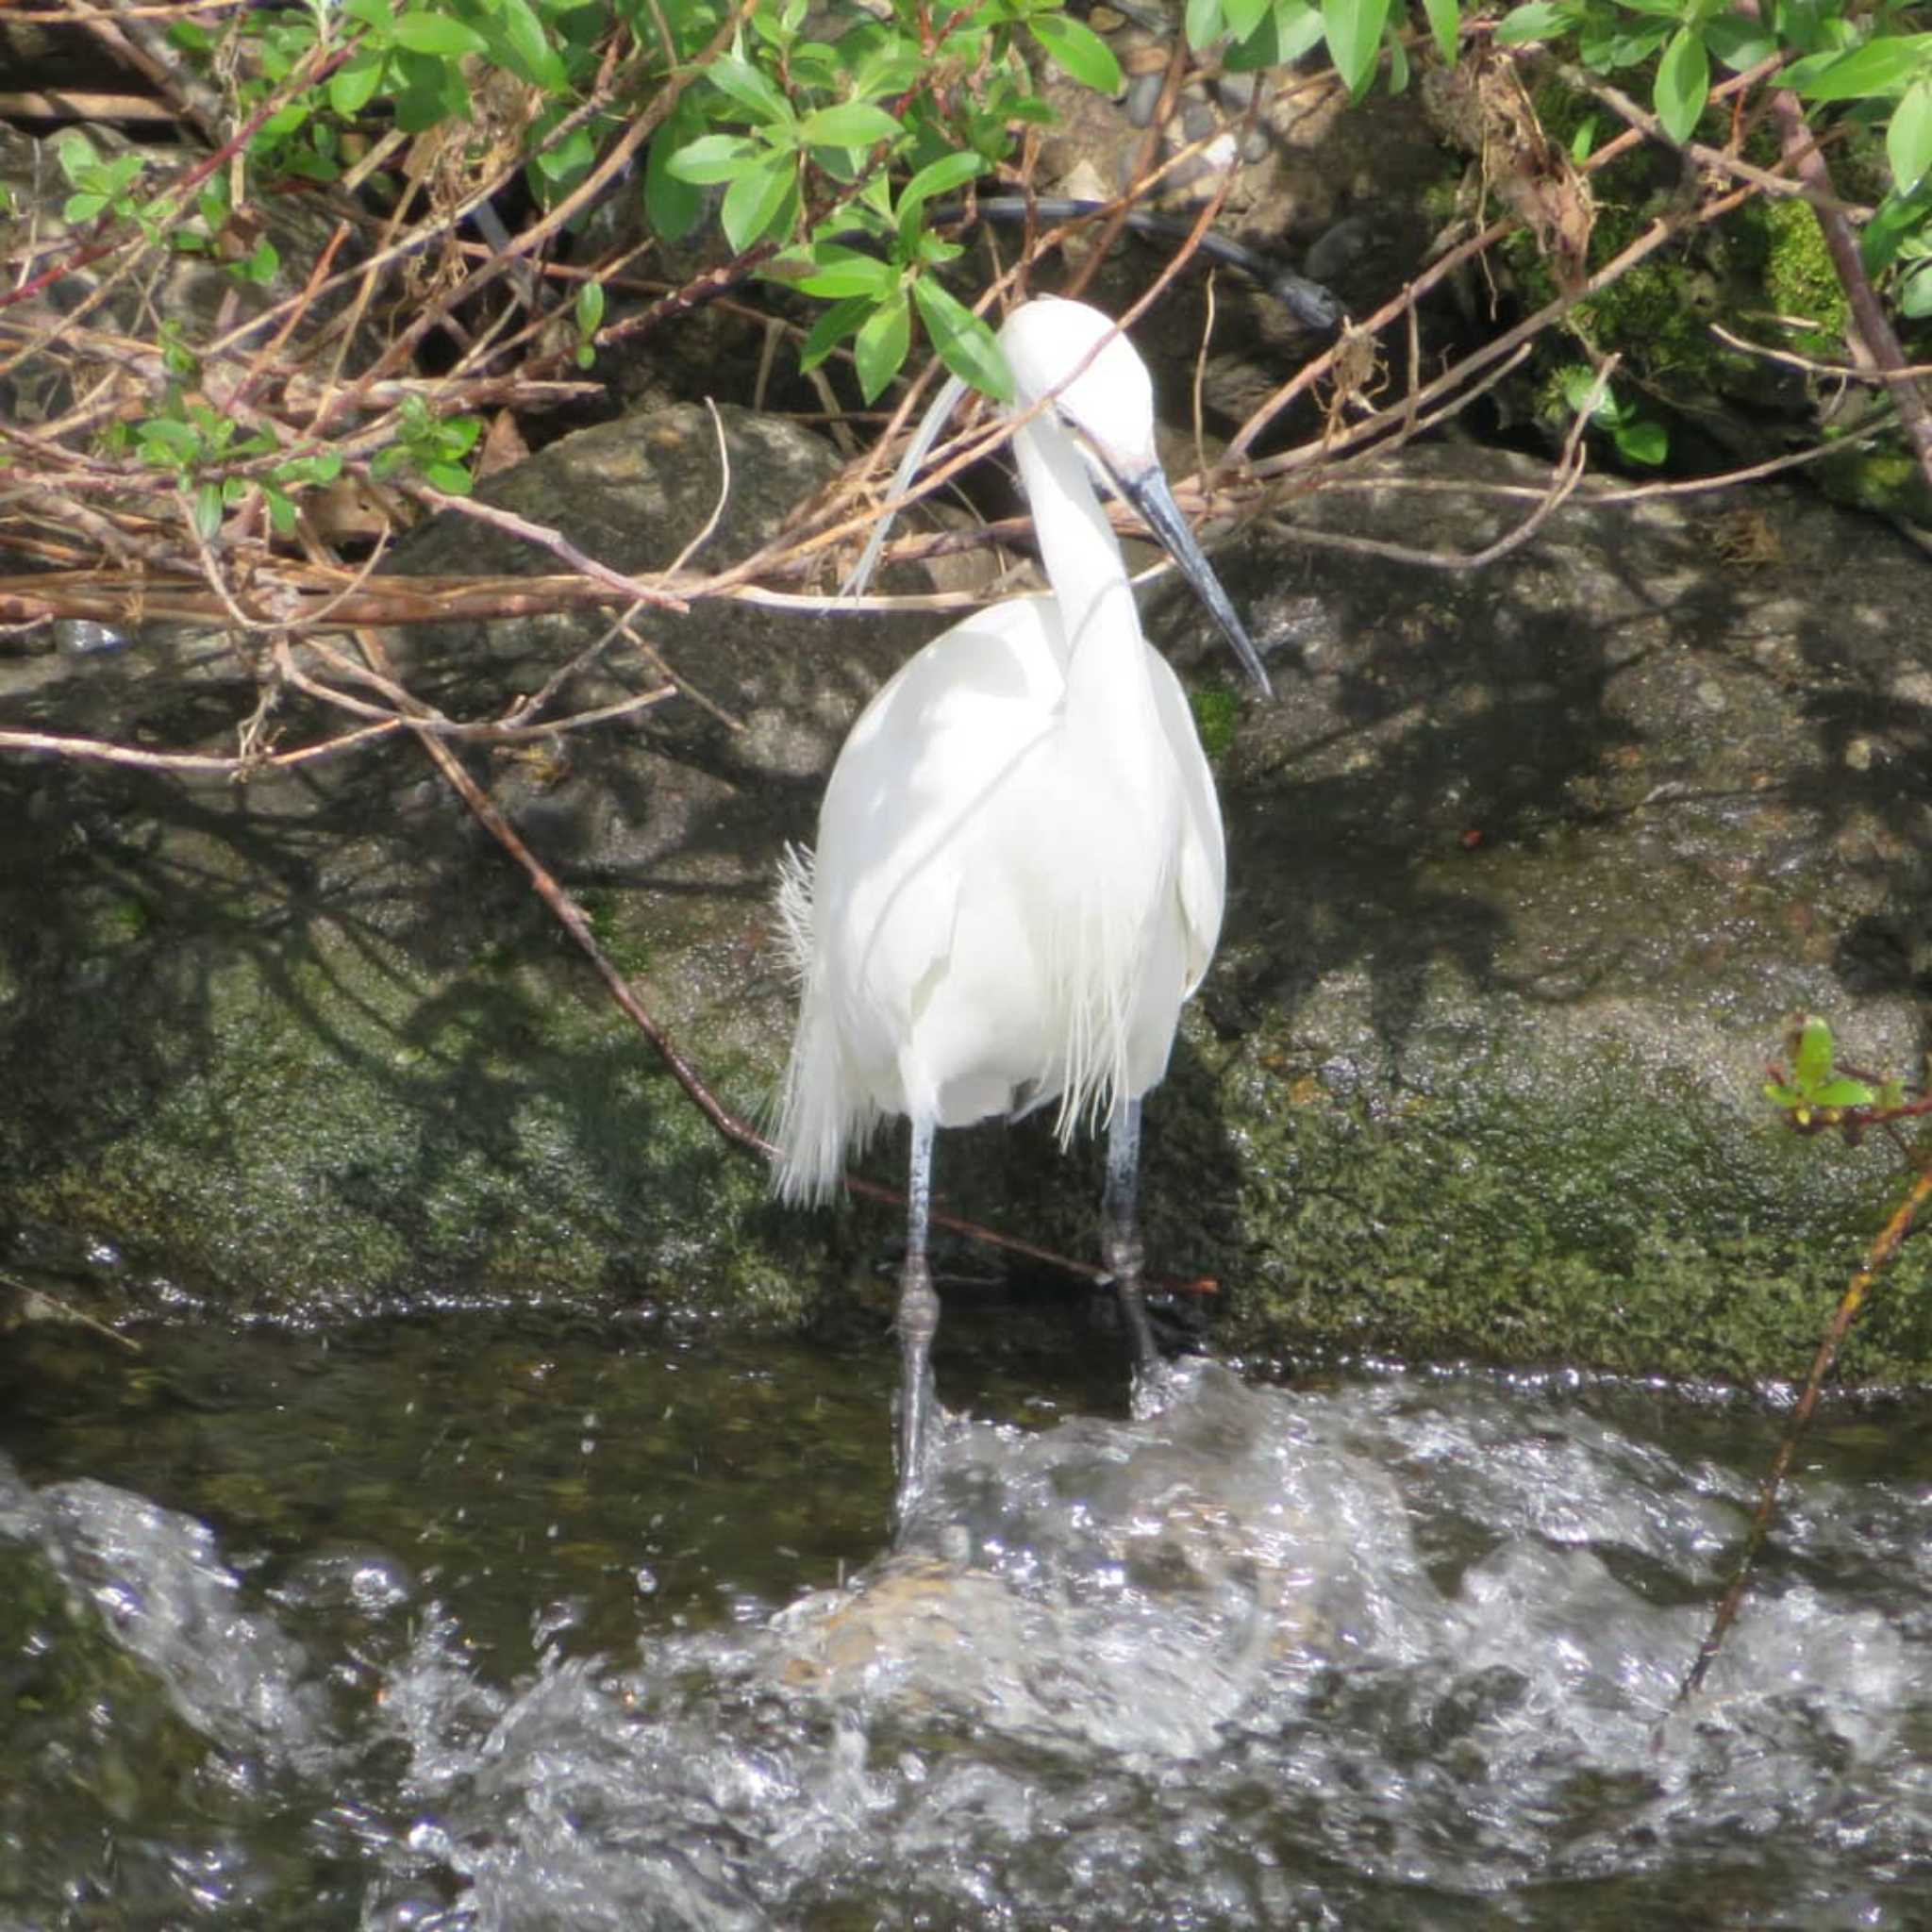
[
  {"left": 891, "top": 1367, "right": 946, "bottom": 1536},
  {"left": 1128, "top": 1353, "right": 1184, "bottom": 1423}
]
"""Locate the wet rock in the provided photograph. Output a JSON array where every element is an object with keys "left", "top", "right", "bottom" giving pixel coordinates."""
[
  {"left": 0, "top": 403, "right": 927, "bottom": 1325},
  {"left": 3, "top": 406, "right": 1930, "bottom": 1378},
  {"left": 1133, "top": 443, "right": 1932, "bottom": 1380}
]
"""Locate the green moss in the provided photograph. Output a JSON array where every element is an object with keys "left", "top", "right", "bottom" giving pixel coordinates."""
[
  {"left": 1760, "top": 197, "right": 1848, "bottom": 358},
  {"left": 1419, "top": 172, "right": 1466, "bottom": 229},
  {"left": 1815, "top": 445, "right": 1932, "bottom": 521},
  {"left": 1190, "top": 687, "right": 1241, "bottom": 761},
  {"left": 1197, "top": 1013, "right": 1932, "bottom": 1384}
]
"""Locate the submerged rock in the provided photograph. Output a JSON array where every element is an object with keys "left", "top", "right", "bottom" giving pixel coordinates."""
[
  {"left": 774, "top": 1362, "right": 1340, "bottom": 1756},
  {"left": 2, "top": 408, "right": 1928, "bottom": 1377}
]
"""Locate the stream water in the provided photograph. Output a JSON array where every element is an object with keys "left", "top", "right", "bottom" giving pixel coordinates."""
[{"left": 3, "top": 1304, "right": 1929, "bottom": 1929}]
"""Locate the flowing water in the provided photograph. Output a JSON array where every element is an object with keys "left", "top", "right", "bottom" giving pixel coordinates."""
[{"left": 3, "top": 1302, "right": 1929, "bottom": 1929}]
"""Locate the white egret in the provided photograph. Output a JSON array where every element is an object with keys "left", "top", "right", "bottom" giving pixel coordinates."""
[{"left": 774, "top": 296, "right": 1270, "bottom": 1522}]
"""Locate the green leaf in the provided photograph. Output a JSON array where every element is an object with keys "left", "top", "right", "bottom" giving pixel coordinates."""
[
  {"left": 575, "top": 279, "right": 606, "bottom": 337},
  {"left": 789, "top": 39, "right": 841, "bottom": 89},
  {"left": 425, "top": 460, "right": 475, "bottom": 493},
  {"left": 1185, "top": 0, "right": 1224, "bottom": 47},
  {"left": 1385, "top": 22, "right": 1407, "bottom": 92},
  {"left": 1579, "top": 17, "right": 1671, "bottom": 69},
  {"left": 1901, "top": 259, "right": 1932, "bottom": 317},
  {"left": 264, "top": 487, "right": 298, "bottom": 538},
  {"left": 342, "top": 0, "right": 395, "bottom": 34},
  {"left": 1222, "top": 0, "right": 1272, "bottom": 41},
  {"left": 798, "top": 293, "right": 872, "bottom": 372},
  {"left": 912, "top": 277, "right": 1012, "bottom": 400},
  {"left": 900, "top": 148, "right": 986, "bottom": 206},
  {"left": 392, "top": 10, "right": 490, "bottom": 56},
  {"left": 479, "top": 0, "right": 569, "bottom": 90},
  {"left": 645, "top": 99, "right": 708, "bottom": 239},
  {"left": 706, "top": 53, "right": 794, "bottom": 124},
  {"left": 797, "top": 247, "right": 896, "bottom": 297},
  {"left": 848, "top": 37, "right": 924, "bottom": 98},
  {"left": 853, "top": 291, "right": 910, "bottom": 402},
  {"left": 1791, "top": 1015, "right": 1835, "bottom": 1091},
  {"left": 1422, "top": 0, "right": 1459, "bottom": 65},
  {"left": 1771, "top": 0, "right": 1834, "bottom": 57},
  {"left": 1787, "top": 34, "right": 1932, "bottom": 103},
  {"left": 1558, "top": 363, "right": 1614, "bottom": 422},
  {"left": 1324, "top": 0, "right": 1390, "bottom": 95},
  {"left": 799, "top": 100, "right": 905, "bottom": 147},
  {"left": 193, "top": 482, "right": 225, "bottom": 540},
  {"left": 62, "top": 192, "right": 108, "bottom": 225},
  {"left": 330, "top": 47, "right": 389, "bottom": 116},
  {"left": 53, "top": 130, "right": 100, "bottom": 184},
  {"left": 1859, "top": 180, "right": 1932, "bottom": 274},
  {"left": 1570, "top": 112, "right": 1598, "bottom": 160},
  {"left": 898, "top": 149, "right": 985, "bottom": 247},
  {"left": 158, "top": 326, "right": 199, "bottom": 382},
  {"left": 1493, "top": 0, "right": 1576, "bottom": 44},
  {"left": 1701, "top": 14, "right": 1777, "bottom": 70},
  {"left": 139, "top": 419, "right": 203, "bottom": 463},
  {"left": 391, "top": 46, "right": 470, "bottom": 128},
  {"left": 276, "top": 452, "right": 343, "bottom": 488},
  {"left": 1654, "top": 25, "right": 1708, "bottom": 143},
  {"left": 1611, "top": 418, "right": 1668, "bottom": 464},
  {"left": 528, "top": 123, "right": 597, "bottom": 196},
  {"left": 1248, "top": 0, "right": 1326, "bottom": 65},
  {"left": 238, "top": 237, "right": 280, "bottom": 284},
  {"left": 1890, "top": 78, "right": 1932, "bottom": 191},
  {"left": 259, "top": 98, "right": 314, "bottom": 137},
  {"left": 1027, "top": 14, "right": 1124, "bottom": 92},
  {"left": 666, "top": 133, "right": 762, "bottom": 183},
  {"left": 1814, "top": 1077, "right": 1878, "bottom": 1108},
  {"left": 1763, "top": 1081, "right": 1805, "bottom": 1109},
  {"left": 720, "top": 153, "right": 795, "bottom": 250}
]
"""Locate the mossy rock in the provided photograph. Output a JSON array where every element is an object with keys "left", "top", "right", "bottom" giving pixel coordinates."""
[{"left": 5, "top": 418, "right": 1932, "bottom": 1384}]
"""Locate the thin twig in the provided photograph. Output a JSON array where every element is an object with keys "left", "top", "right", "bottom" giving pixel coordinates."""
[
  {"left": 1675, "top": 1161, "right": 1932, "bottom": 1707},
  {"left": 1265, "top": 358, "right": 1606, "bottom": 572},
  {"left": 0, "top": 721, "right": 402, "bottom": 772}
]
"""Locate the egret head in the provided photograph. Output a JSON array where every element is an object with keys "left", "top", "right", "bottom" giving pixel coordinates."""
[
  {"left": 1001, "top": 297, "right": 1158, "bottom": 477},
  {"left": 1000, "top": 298, "right": 1272, "bottom": 697}
]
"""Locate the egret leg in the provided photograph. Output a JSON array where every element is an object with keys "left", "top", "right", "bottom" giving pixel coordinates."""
[
  {"left": 893, "top": 1117, "right": 941, "bottom": 1525},
  {"left": 1102, "top": 1099, "right": 1160, "bottom": 1375}
]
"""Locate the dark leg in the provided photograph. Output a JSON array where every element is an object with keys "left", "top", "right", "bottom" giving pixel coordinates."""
[
  {"left": 1102, "top": 1098, "right": 1160, "bottom": 1375},
  {"left": 893, "top": 1117, "right": 941, "bottom": 1528}
]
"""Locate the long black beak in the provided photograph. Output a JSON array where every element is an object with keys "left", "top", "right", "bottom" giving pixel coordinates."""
[{"left": 1114, "top": 463, "right": 1272, "bottom": 698}]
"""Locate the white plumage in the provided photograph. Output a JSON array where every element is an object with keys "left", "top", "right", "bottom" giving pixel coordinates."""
[{"left": 772, "top": 297, "right": 1269, "bottom": 1522}]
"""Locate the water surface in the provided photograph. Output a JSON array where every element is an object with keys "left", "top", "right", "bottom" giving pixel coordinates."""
[{"left": 4, "top": 1308, "right": 1929, "bottom": 1927}]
